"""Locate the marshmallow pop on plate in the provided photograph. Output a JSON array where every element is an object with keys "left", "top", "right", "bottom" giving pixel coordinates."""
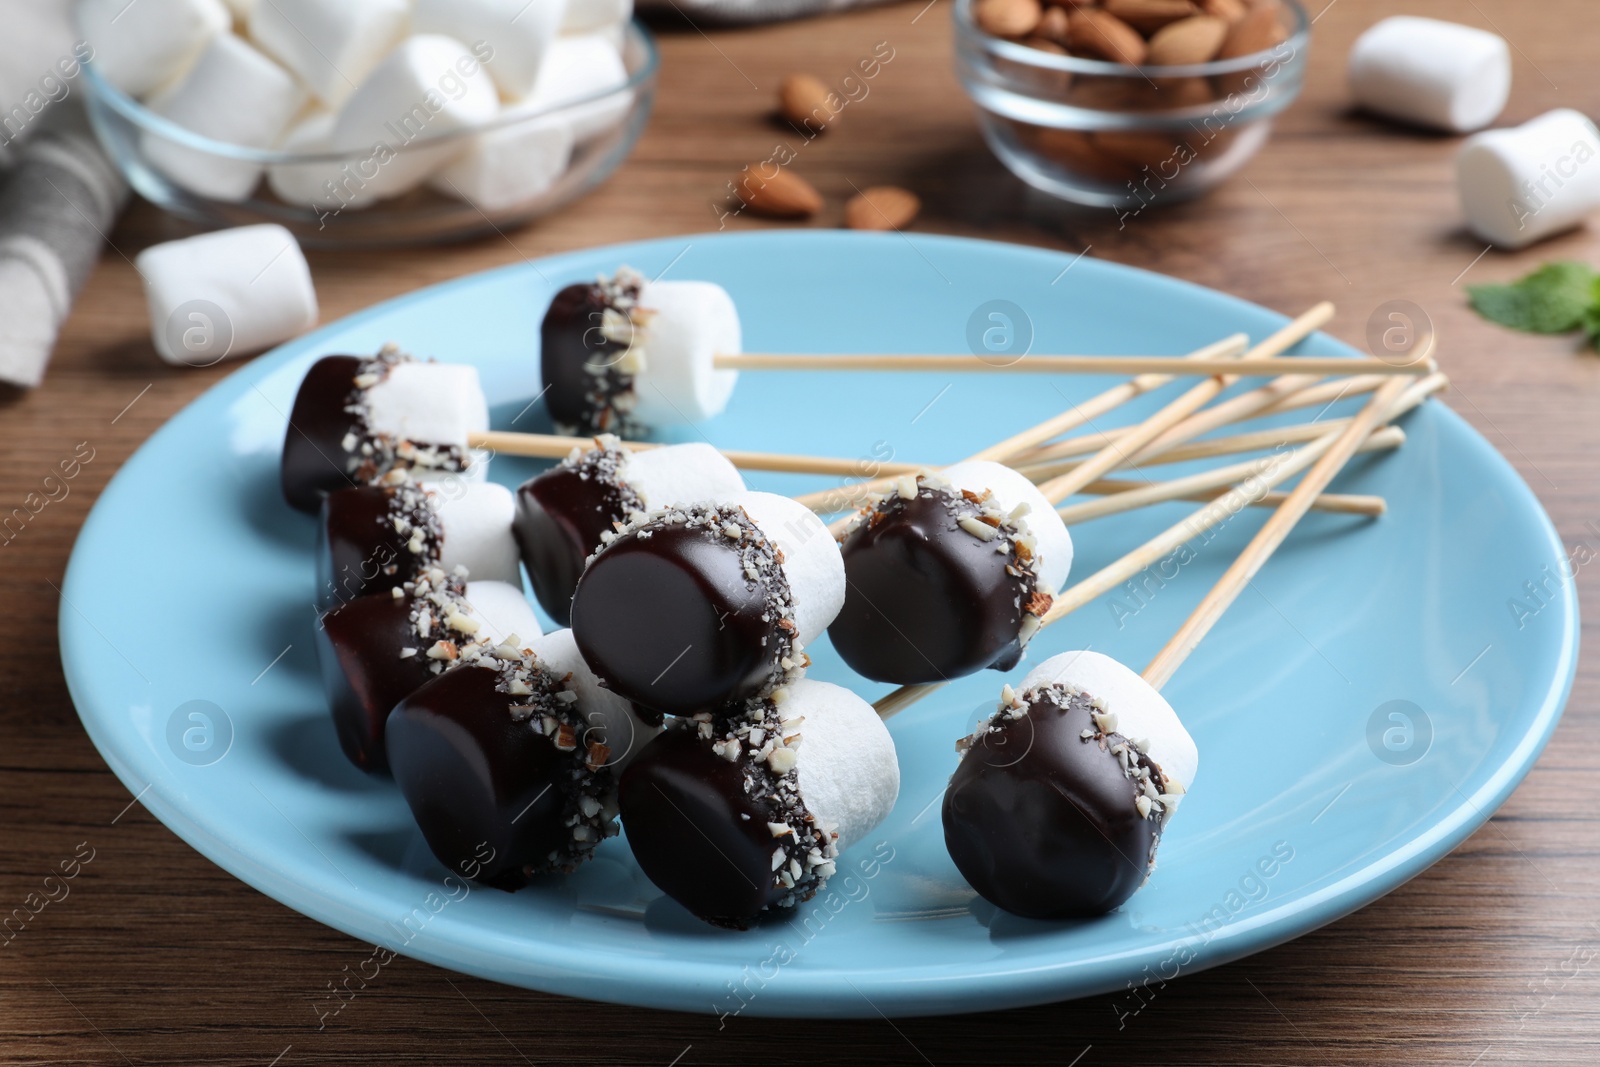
[
  {"left": 513, "top": 434, "right": 745, "bottom": 624},
  {"left": 281, "top": 345, "right": 488, "bottom": 513},
  {"left": 569, "top": 491, "right": 846, "bottom": 718},
  {"left": 942, "top": 378, "right": 1407, "bottom": 919},
  {"left": 619, "top": 677, "right": 899, "bottom": 928}
]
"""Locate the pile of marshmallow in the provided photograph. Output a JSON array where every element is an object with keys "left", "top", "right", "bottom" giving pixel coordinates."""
[
  {"left": 77, "top": 0, "right": 635, "bottom": 212},
  {"left": 1348, "top": 15, "right": 1600, "bottom": 250}
]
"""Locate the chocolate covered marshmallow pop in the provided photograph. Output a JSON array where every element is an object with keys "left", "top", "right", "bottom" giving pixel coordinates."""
[
  {"left": 318, "top": 479, "right": 520, "bottom": 610},
  {"left": 619, "top": 677, "right": 899, "bottom": 928},
  {"left": 570, "top": 490, "right": 845, "bottom": 717},
  {"left": 514, "top": 434, "right": 746, "bottom": 624},
  {"left": 315, "top": 568, "right": 542, "bottom": 772},
  {"left": 941, "top": 378, "right": 1409, "bottom": 919},
  {"left": 281, "top": 345, "right": 489, "bottom": 513}
]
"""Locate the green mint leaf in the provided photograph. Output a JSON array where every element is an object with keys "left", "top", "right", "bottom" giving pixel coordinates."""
[{"left": 1467, "top": 261, "right": 1599, "bottom": 334}]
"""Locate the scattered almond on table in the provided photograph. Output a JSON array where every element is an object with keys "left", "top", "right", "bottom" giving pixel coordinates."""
[
  {"left": 779, "top": 74, "right": 841, "bottom": 133},
  {"left": 735, "top": 167, "right": 824, "bottom": 219},
  {"left": 845, "top": 186, "right": 921, "bottom": 231}
]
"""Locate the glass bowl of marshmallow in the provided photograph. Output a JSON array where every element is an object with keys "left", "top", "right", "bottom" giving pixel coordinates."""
[
  {"left": 953, "top": 0, "right": 1309, "bottom": 210},
  {"left": 78, "top": 0, "right": 656, "bottom": 246}
]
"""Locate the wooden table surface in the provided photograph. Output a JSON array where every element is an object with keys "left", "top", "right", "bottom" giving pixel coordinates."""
[{"left": 5, "top": 0, "right": 1598, "bottom": 1063}]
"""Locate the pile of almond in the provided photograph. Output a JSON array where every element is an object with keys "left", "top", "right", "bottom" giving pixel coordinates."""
[{"left": 975, "top": 0, "right": 1289, "bottom": 69}]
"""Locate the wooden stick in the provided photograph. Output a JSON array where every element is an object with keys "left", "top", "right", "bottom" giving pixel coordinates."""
[
  {"left": 1060, "top": 449, "right": 1388, "bottom": 523},
  {"left": 1080, "top": 482, "right": 1386, "bottom": 518},
  {"left": 710, "top": 353, "right": 1431, "bottom": 376},
  {"left": 467, "top": 430, "right": 927, "bottom": 478},
  {"left": 1140, "top": 376, "right": 1412, "bottom": 689},
  {"left": 873, "top": 423, "right": 1362, "bottom": 719},
  {"left": 791, "top": 331, "right": 1249, "bottom": 513}
]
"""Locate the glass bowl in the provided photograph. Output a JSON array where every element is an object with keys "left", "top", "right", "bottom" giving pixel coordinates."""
[
  {"left": 952, "top": 0, "right": 1310, "bottom": 210},
  {"left": 83, "top": 23, "right": 659, "bottom": 247}
]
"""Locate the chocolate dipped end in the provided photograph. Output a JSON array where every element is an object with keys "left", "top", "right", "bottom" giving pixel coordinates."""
[
  {"left": 942, "top": 689, "right": 1168, "bottom": 919},
  {"left": 513, "top": 460, "right": 635, "bottom": 626},
  {"left": 540, "top": 281, "right": 638, "bottom": 437},
  {"left": 315, "top": 592, "right": 438, "bottom": 773},
  {"left": 830, "top": 489, "right": 1042, "bottom": 685},
  {"left": 317, "top": 485, "right": 439, "bottom": 611},
  {"left": 282, "top": 355, "right": 364, "bottom": 513},
  {"left": 386, "top": 664, "right": 617, "bottom": 891},
  {"left": 570, "top": 515, "right": 792, "bottom": 717}
]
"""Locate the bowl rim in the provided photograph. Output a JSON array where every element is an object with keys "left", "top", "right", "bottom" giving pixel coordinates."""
[
  {"left": 82, "top": 20, "right": 660, "bottom": 166},
  {"left": 953, "top": 0, "right": 1312, "bottom": 80}
]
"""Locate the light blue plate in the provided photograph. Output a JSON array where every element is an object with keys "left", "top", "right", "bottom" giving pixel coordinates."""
[{"left": 61, "top": 232, "right": 1577, "bottom": 1018}]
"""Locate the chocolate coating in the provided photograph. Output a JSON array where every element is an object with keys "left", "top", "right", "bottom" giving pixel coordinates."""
[
  {"left": 315, "top": 592, "right": 439, "bottom": 773},
  {"left": 282, "top": 355, "right": 364, "bottom": 513},
  {"left": 570, "top": 523, "right": 777, "bottom": 716},
  {"left": 514, "top": 464, "right": 631, "bottom": 626},
  {"left": 619, "top": 727, "right": 793, "bottom": 927},
  {"left": 316, "top": 486, "right": 435, "bottom": 611},
  {"left": 386, "top": 665, "right": 595, "bottom": 891},
  {"left": 540, "top": 282, "right": 636, "bottom": 436},
  {"left": 942, "top": 691, "right": 1166, "bottom": 919},
  {"left": 829, "top": 492, "right": 1032, "bottom": 685}
]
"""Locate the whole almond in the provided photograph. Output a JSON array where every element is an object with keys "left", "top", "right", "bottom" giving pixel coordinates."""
[
  {"left": 735, "top": 167, "right": 823, "bottom": 219},
  {"left": 1035, "top": 5, "right": 1070, "bottom": 45},
  {"left": 1147, "top": 15, "right": 1228, "bottom": 65},
  {"left": 1201, "top": 0, "right": 1246, "bottom": 20},
  {"left": 975, "top": 0, "right": 1043, "bottom": 38},
  {"left": 845, "top": 186, "right": 921, "bottom": 231},
  {"left": 1067, "top": 10, "right": 1148, "bottom": 65},
  {"left": 1218, "top": 3, "right": 1287, "bottom": 59},
  {"left": 1104, "top": 0, "right": 1199, "bottom": 34},
  {"left": 779, "top": 74, "right": 839, "bottom": 132}
]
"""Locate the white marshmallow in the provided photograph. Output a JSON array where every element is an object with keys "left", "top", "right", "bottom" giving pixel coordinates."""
[
  {"left": 429, "top": 116, "right": 573, "bottom": 213},
  {"left": 1020, "top": 650, "right": 1197, "bottom": 804},
  {"left": 463, "top": 579, "right": 544, "bottom": 645},
  {"left": 940, "top": 460, "right": 1074, "bottom": 593},
  {"left": 249, "top": 0, "right": 409, "bottom": 109},
  {"left": 136, "top": 224, "right": 318, "bottom": 366},
  {"left": 524, "top": 33, "right": 632, "bottom": 143},
  {"left": 413, "top": 0, "right": 565, "bottom": 99},
  {"left": 1348, "top": 16, "right": 1510, "bottom": 133},
  {"left": 1457, "top": 109, "right": 1600, "bottom": 249},
  {"left": 786, "top": 680, "right": 899, "bottom": 852},
  {"left": 619, "top": 442, "right": 745, "bottom": 510},
  {"left": 562, "top": 0, "right": 633, "bottom": 35},
  {"left": 77, "top": 0, "right": 229, "bottom": 99},
  {"left": 330, "top": 35, "right": 502, "bottom": 202},
  {"left": 432, "top": 482, "right": 521, "bottom": 585},
  {"left": 142, "top": 33, "right": 308, "bottom": 202},
  {"left": 364, "top": 361, "right": 489, "bottom": 449},
  {"left": 626, "top": 280, "right": 740, "bottom": 428},
  {"left": 266, "top": 109, "right": 350, "bottom": 210},
  {"left": 725, "top": 491, "right": 845, "bottom": 646},
  {"left": 531, "top": 628, "right": 660, "bottom": 769}
]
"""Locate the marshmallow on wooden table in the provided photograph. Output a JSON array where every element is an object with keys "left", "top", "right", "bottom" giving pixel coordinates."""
[
  {"left": 540, "top": 270, "right": 740, "bottom": 436},
  {"left": 530, "top": 627, "right": 662, "bottom": 769},
  {"left": 280, "top": 349, "right": 490, "bottom": 512},
  {"left": 266, "top": 109, "right": 348, "bottom": 210},
  {"left": 563, "top": 0, "right": 633, "bottom": 35},
  {"left": 514, "top": 437, "right": 746, "bottom": 624},
  {"left": 136, "top": 223, "right": 317, "bottom": 367},
  {"left": 330, "top": 35, "right": 501, "bottom": 202},
  {"left": 526, "top": 33, "right": 632, "bottom": 144},
  {"left": 1457, "top": 109, "right": 1600, "bottom": 249},
  {"left": 76, "top": 0, "right": 229, "bottom": 99},
  {"left": 249, "top": 0, "right": 408, "bottom": 109},
  {"left": 414, "top": 0, "right": 565, "bottom": 99},
  {"left": 1348, "top": 16, "right": 1510, "bottom": 133},
  {"left": 142, "top": 33, "right": 307, "bottom": 201},
  {"left": 942, "top": 650, "right": 1198, "bottom": 918},
  {"left": 618, "top": 678, "right": 898, "bottom": 928},
  {"left": 430, "top": 116, "right": 573, "bottom": 213}
]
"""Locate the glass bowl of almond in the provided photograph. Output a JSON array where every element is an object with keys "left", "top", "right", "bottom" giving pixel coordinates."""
[{"left": 955, "top": 0, "right": 1309, "bottom": 209}]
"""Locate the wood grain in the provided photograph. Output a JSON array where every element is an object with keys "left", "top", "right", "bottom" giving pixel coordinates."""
[{"left": 3, "top": 1, "right": 1598, "bottom": 1063}]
